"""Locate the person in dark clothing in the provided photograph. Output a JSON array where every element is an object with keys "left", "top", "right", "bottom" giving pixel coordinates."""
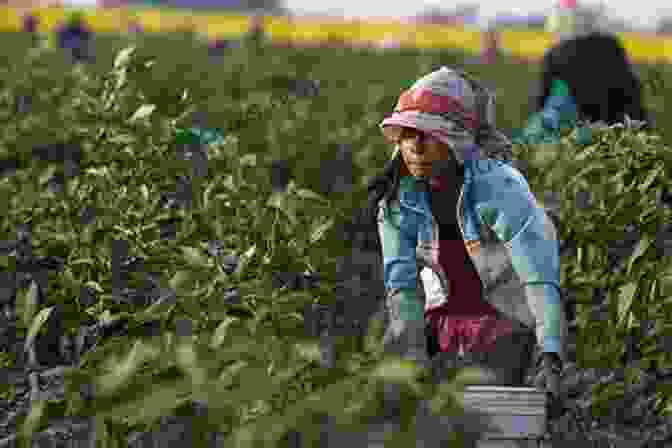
[
  {"left": 22, "top": 13, "right": 43, "bottom": 48},
  {"left": 23, "top": 13, "right": 38, "bottom": 34},
  {"left": 534, "top": 32, "right": 650, "bottom": 128},
  {"left": 56, "top": 13, "right": 94, "bottom": 64}
]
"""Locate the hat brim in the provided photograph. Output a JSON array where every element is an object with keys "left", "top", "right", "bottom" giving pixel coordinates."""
[
  {"left": 379, "top": 112, "right": 467, "bottom": 147},
  {"left": 379, "top": 113, "right": 429, "bottom": 143}
]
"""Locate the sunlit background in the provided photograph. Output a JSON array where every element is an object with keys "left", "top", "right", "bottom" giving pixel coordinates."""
[
  {"left": 1, "top": 0, "right": 670, "bottom": 64},
  {"left": 14, "top": 0, "right": 672, "bottom": 32}
]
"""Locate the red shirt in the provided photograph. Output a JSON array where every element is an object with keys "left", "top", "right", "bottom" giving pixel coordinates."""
[
  {"left": 427, "top": 174, "right": 492, "bottom": 315},
  {"left": 425, "top": 175, "right": 516, "bottom": 353}
]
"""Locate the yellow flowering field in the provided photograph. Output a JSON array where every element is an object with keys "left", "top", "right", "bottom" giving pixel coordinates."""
[{"left": 0, "top": 6, "right": 669, "bottom": 63}]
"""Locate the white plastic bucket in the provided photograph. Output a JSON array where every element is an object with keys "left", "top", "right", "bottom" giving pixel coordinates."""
[{"left": 461, "top": 386, "right": 548, "bottom": 447}]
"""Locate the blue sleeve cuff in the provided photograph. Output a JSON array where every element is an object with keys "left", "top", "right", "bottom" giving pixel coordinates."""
[
  {"left": 387, "top": 288, "right": 424, "bottom": 321},
  {"left": 543, "top": 336, "right": 562, "bottom": 354}
]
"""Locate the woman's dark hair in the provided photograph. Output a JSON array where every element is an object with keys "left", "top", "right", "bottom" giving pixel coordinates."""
[
  {"left": 536, "top": 32, "right": 649, "bottom": 127},
  {"left": 359, "top": 153, "right": 402, "bottom": 232}
]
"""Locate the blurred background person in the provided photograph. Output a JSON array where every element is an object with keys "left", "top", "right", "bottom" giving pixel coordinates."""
[
  {"left": 22, "top": 12, "right": 41, "bottom": 47},
  {"left": 517, "top": 0, "right": 650, "bottom": 145},
  {"left": 480, "top": 17, "right": 500, "bottom": 65},
  {"left": 245, "top": 12, "right": 266, "bottom": 48},
  {"left": 56, "top": 11, "right": 95, "bottom": 63},
  {"left": 537, "top": 32, "right": 649, "bottom": 127}
]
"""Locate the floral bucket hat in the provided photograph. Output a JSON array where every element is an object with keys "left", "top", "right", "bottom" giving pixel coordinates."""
[{"left": 379, "top": 66, "right": 513, "bottom": 165}]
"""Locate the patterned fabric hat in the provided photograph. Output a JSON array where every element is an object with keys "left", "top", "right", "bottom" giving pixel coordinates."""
[{"left": 379, "top": 66, "right": 512, "bottom": 165}]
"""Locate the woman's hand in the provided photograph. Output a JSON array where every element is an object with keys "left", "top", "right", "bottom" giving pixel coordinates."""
[
  {"left": 382, "top": 318, "right": 431, "bottom": 368},
  {"left": 542, "top": 352, "right": 562, "bottom": 397},
  {"left": 541, "top": 352, "right": 564, "bottom": 419}
]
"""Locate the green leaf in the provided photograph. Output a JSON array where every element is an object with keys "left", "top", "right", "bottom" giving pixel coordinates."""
[
  {"left": 107, "top": 134, "right": 137, "bottom": 146},
  {"left": 292, "top": 342, "right": 322, "bottom": 363},
  {"left": 114, "top": 46, "right": 136, "bottom": 69},
  {"left": 97, "top": 376, "right": 192, "bottom": 427},
  {"left": 369, "top": 359, "right": 423, "bottom": 395},
  {"left": 22, "top": 280, "right": 40, "bottom": 330},
  {"left": 84, "top": 281, "right": 104, "bottom": 294},
  {"left": 452, "top": 367, "right": 491, "bottom": 387},
  {"left": 181, "top": 246, "right": 212, "bottom": 269},
  {"left": 239, "top": 154, "right": 256, "bottom": 166},
  {"left": 169, "top": 270, "right": 194, "bottom": 293},
  {"left": 70, "top": 258, "right": 96, "bottom": 267},
  {"left": 294, "top": 188, "right": 327, "bottom": 203},
  {"left": 140, "top": 184, "right": 150, "bottom": 202},
  {"left": 38, "top": 165, "right": 58, "bottom": 186},
  {"left": 91, "top": 417, "right": 110, "bottom": 448},
  {"left": 309, "top": 217, "right": 334, "bottom": 244},
  {"left": 210, "top": 316, "right": 239, "bottom": 349},
  {"left": 235, "top": 244, "right": 257, "bottom": 278},
  {"left": 85, "top": 166, "right": 110, "bottom": 177},
  {"left": 142, "top": 288, "right": 177, "bottom": 318},
  {"left": 97, "top": 310, "right": 115, "bottom": 326},
  {"left": 175, "top": 341, "right": 208, "bottom": 386},
  {"left": 24, "top": 305, "right": 54, "bottom": 353},
  {"left": 639, "top": 165, "right": 664, "bottom": 192},
  {"left": 129, "top": 104, "right": 156, "bottom": 122},
  {"left": 266, "top": 191, "right": 284, "bottom": 210},
  {"left": 218, "top": 360, "right": 249, "bottom": 386},
  {"left": 19, "top": 400, "right": 46, "bottom": 443},
  {"left": 627, "top": 235, "right": 654, "bottom": 275},
  {"left": 202, "top": 182, "right": 215, "bottom": 209},
  {"left": 617, "top": 282, "right": 638, "bottom": 328},
  {"left": 96, "top": 339, "right": 161, "bottom": 396}
]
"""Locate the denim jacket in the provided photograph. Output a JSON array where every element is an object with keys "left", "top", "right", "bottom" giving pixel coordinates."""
[{"left": 377, "top": 159, "right": 567, "bottom": 359}]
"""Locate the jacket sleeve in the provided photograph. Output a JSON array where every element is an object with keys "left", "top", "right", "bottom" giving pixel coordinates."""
[
  {"left": 514, "top": 79, "right": 582, "bottom": 146},
  {"left": 475, "top": 168, "right": 565, "bottom": 357},
  {"left": 377, "top": 203, "right": 424, "bottom": 321}
]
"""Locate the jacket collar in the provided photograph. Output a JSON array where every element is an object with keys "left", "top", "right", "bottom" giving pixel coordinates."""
[{"left": 386, "top": 159, "right": 502, "bottom": 208}]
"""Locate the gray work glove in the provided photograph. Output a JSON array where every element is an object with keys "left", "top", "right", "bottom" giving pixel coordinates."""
[
  {"left": 380, "top": 317, "right": 430, "bottom": 421},
  {"left": 541, "top": 352, "right": 564, "bottom": 419},
  {"left": 380, "top": 292, "right": 431, "bottom": 365},
  {"left": 382, "top": 318, "right": 431, "bottom": 369},
  {"left": 542, "top": 352, "right": 562, "bottom": 396}
]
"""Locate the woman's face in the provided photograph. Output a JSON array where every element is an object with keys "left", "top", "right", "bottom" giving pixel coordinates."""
[{"left": 395, "top": 127, "right": 455, "bottom": 178}]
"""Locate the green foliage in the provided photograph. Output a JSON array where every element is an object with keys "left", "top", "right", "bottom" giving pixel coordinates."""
[
  {"left": 0, "top": 39, "right": 482, "bottom": 447},
  {"left": 514, "top": 116, "right": 672, "bottom": 416},
  {"left": 1, "top": 28, "right": 670, "bottom": 446}
]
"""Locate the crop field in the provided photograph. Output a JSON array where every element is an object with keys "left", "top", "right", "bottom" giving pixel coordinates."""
[
  {"left": 1, "top": 28, "right": 669, "bottom": 170},
  {"left": 0, "top": 27, "right": 671, "bottom": 447}
]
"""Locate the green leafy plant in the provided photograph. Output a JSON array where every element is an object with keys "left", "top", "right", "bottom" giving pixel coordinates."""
[
  {"left": 0, "top": 42, "right": 486, "bottom": 448},
  {"left": 514, "top": 116, "right": 672, "bottom": 421}
]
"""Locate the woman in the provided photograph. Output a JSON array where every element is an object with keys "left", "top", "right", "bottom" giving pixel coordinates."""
[
  {"left": 366, "top": 67, "right": 565, "bottom": 394},
  {"left": 541, "top": 33, "right": 648, "bottom": 124},
  {"left": 521, "top": 9, "right": 650, "bottom": 145},
  {"left": 515, "top": 4, "right": 650, "bottom": 145}
]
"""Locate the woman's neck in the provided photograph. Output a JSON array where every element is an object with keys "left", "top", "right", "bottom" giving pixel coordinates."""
[{"left": 400, "top": 160, "right": 464, "bottom": 186}]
